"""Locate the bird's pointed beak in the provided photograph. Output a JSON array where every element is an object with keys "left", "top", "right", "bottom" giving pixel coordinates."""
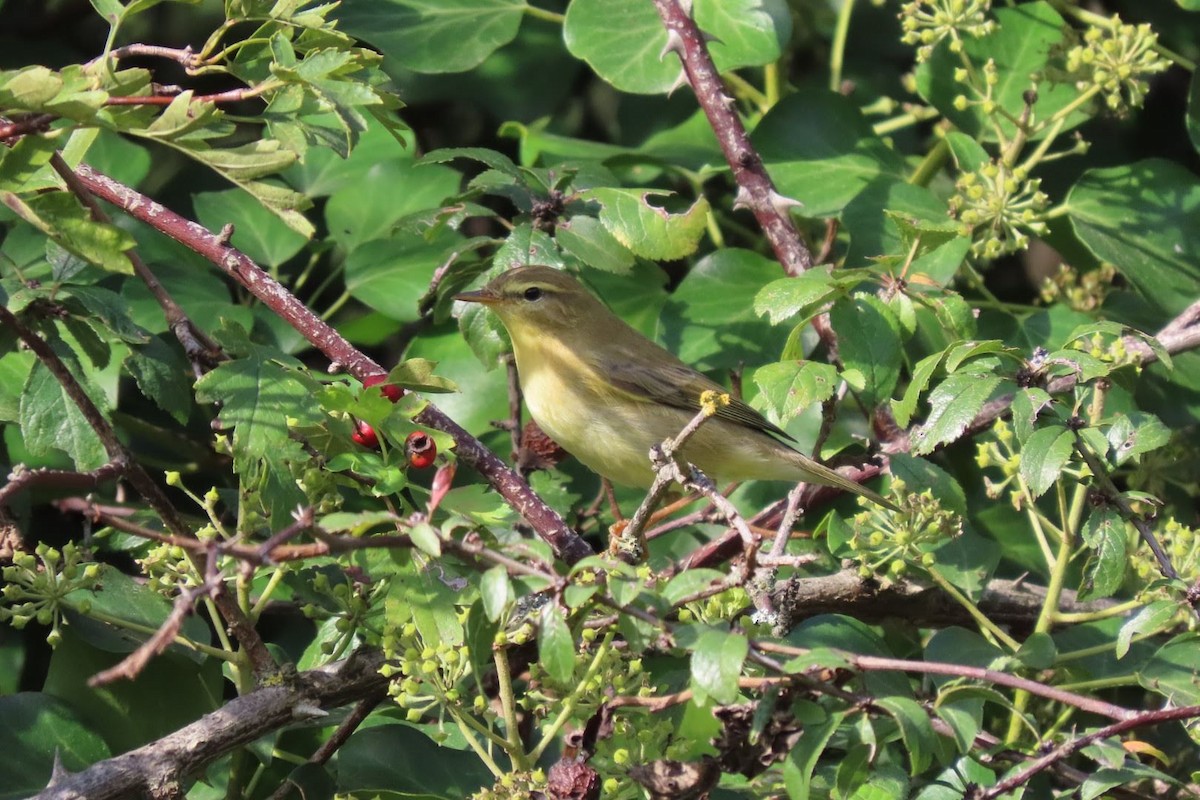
[{"left": 453, "top": 287, "right": 499, "bottom": 305}]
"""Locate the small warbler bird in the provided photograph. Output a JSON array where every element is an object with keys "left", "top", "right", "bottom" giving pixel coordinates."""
[{"left": 455, "top": 266, "right": 895, "bottom": 510}]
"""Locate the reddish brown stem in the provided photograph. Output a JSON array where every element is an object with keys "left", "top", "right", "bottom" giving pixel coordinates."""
[{"left": 70, "top": 165, "right": 592, "bottom": 565}]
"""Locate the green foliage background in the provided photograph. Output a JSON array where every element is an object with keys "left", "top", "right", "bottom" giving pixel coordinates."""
[{"left": 1, "top": 0, "right": 1199, "bottom": 798}]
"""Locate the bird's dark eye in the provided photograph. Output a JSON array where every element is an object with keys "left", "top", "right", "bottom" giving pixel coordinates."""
[{"left": 523, "top": 286, "right": 543, "bottom": 301}]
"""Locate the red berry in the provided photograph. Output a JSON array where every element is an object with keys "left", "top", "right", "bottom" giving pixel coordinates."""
[
  {"left": 363, "top": 373, "right": 402, "bottom": 403},
  {"left": 405, "top": 431, "right": 437, "bottom": 469},
  {"left": 352, "top": 420, "right": 379, "bottom": 449}
]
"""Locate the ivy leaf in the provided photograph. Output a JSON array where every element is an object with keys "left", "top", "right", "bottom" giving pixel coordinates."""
[
  {"left": 911, "top": 372, "right": 1002, "bottom": 455},
  {"left": 337, "top": 0, "right": 525, "bottom": 74},
  {"left": 690, "top": 629, "right": 747, "bottom": 705},
  {"left": 875, "top": 696, "right": 936, "bottom": 775},
  {"left": 1019, "top": 425, "right": 1074, "bottom": 499},
  {"left": 193, "top": 188, "right": 307, "bottom": 269},
  {"left": 580, "top": 188, "right": 709, "bottom": 260},
  {"left": 538, "top": 604, "right": 575, "bottom": 686},
  {"left": 1137, "top": 635, "right": 1200, "bottom": 707},
  {"left": 1078, "top": 507, "right": 1127, "bottom": 600},
  {"left": 555, "top": 215, "right": 636, "bottom": 274},
  {"left": 1068, "top": 160, "right": 1200, "bottom": 317},
  {"left": 752, "top": 361, "right": 839, "bottom": 425},
  {"left": 1117, "top": 600, "right": 1178, "bottom": 659},
  {"left": 783, "top": 705, "right": 844, "bottom": 800},
  {"left": 755, "top": 90, "right": 906, "bottom": 217}
]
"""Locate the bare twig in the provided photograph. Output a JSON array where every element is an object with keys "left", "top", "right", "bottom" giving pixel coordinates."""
[
  {"left": 89, "top": 546, "right": 224, "bottom": 686},
  {"left": 978, "top": 704, "right": 1200, "bottom": 799},
  {"left": 755, "top": 640, "right": 1134, "bottom": 721},
  {"left": 0, "top": 461, "right": 125, "bottom": 509}
]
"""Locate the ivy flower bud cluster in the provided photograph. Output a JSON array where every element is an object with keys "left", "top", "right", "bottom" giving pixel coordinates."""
[
  {"left": 846, "top": 481, "right": 958, "bottom": 580},
  {"left": 381, "top": 617, "right": 473, "bottom": 723},
  {"left": 948, "top": 160, "right": 1049, "bottom": 257},
  {"left": 899, "top": 0, "right": 995, "bottom": 62},
  {"left": 1039, "top": 263, "right": 1116, "bottom": 312},
  {"left": 0, "top": 542, "right": 100, "bottom": 647},
  {"left": 470, "top": 769, "right": 547, "bottom": 800},
  {"left": 1131, "top": 519, "right": 1198, "bottom": 587},
  {"left": 1065, "top": 18, "right": 1170, "bottom": 114},
  {"left": 975, "top": 419, "right": 1021, "bottom": 502}
]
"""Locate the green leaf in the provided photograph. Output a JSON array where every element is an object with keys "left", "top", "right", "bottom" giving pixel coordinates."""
[
  {"left": 911, "top": 372, "right": 1002, "bottom": 455},
  {"left": 63, "top": 564, "right": 211, "bottom": 653},
  {"left": 0, "top": 693, "right": 110, "bottom": 799},
  {"left": 20, "top": 358, "right": 109, "bottom": 470},
  {"left": 43, "top": 626, "right": 220, "bottom": 754},
  {"left": 783, "top": 706, "right": 844, "bottom": 800},
  {"left": 124, "top": 335, "right": 190, "bottom": 424},
  {"left": 891, "top": 351, "right": 944, "bottom": 429},
  {"left": 409, "top": 521, "right": 442, "bottom": 557},
  {"left": 480, "top": 566, "right": 512, "bottom": 622},
  {"left": 326, "top": 159, "right": 461, "bottom": 253},
  {"left": 556, "top": 215, "right": 636, "bottom": 274},
  {"left": 344, "top": 234, "right": 453, "bottom": 323},
  {"left": 1138, "top": 635, "right": 1200, "bottom": 706},
  {"left": 754, "top": 267, "right": 842, "bottom": 325},
  {"left": 1011, "top": 387, "right": 1053, "bottom": 445},
  {"left": 875, "top": 695, "right": 936, "bottom": 775},
  {"left": 662, "top": 568, "right": 726, "bottom": 606},
  {"left": 1116, "top": 600, "right": 1178, "bottom": 659},
  {"left": 915, "top": 2, "right": 1087, "bottom": 143},
  {"left": 1106, "top": 412, "right": 1171, "bottom": 466},
  {"left": 2, "top": 191, "right": 134, "bottom": 274},
  {"left": 193, "top": 188, "right": 308, "bottom": 269},
  {"left": 564, "top": 0, "right": 789, "bottom": 94},
  {"left": 829, "top": 294, "right": 902, "bottom": 407},
  {"left": 387, "top": 358, "right": 459, "bottom": 394},
  {"left": 338, "top": 724, "right": 493, "bottom": 798},
  {"left": 1078, "top": 507, "right": 1127, "bottom": 600},
  {"left": 690, "top": 629, "right": 747, "bottom": 705},
  {"left": 193, "top": 339, "right": 323, "bottom": 458},
  {"left": 1068, "top": 159, "right": 1200, "bottom": 316},
  {"left": 1016, "top": 631, "right": 1056, "bottom": 669},
  {"left": 1018, "top": 425, "right": 1073, "bottom": 498},
  {"left": 889, "top": 453, "right": 967, "bottom": 515},
  {"left": 943, "top": 131, "right": 989, "bottom": 173},
  {"left": 755, "top": 90, "right": 906, "bottom": 217},
  {"left": 580, "top": 188, "right": 708, "bottom": 260},
  {"left": 538, "top": 604, "right": 575, "bottom": 685},
  {"left": 753, "top": 360, "right": 839, "bottom": 425},
  {"left": 337, "top": 0, "right": 525, "bottom": 74},
  {"left": 658, "top": 249, "right": 789, "bottom": 374}
]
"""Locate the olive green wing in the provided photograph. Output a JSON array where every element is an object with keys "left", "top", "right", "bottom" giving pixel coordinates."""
[{"left": 605, "top": 359, "right": 795, "bottom": 442}]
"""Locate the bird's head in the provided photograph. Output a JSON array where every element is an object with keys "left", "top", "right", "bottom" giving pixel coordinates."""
[{"left": 454, "top": 265, "right": 601, "bottom": 337}]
